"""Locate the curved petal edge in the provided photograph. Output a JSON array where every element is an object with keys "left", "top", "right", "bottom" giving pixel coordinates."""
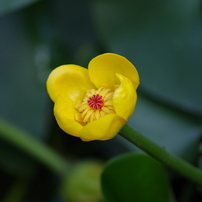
[
  {"left": 88, "top": 53, "right": 140, "bottom": 89},
  {"left": 80, "top": 114, "right": 126, "bottom": 141},
  {"left": 113, "top": 74, "right": 137, "bottom": 120}
]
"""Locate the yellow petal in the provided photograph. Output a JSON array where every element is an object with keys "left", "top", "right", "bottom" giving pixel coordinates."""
[
  {"left": 113, "top": 74, "right": 137, "bottom": 120},
  {"left": 47, "top": 64, "right": 95, "bottom": 103},
  {"left": 54, "top": 96, "right": 84, "bottom": 137},
  {"left": 88, "top": 53, "right": 139, "bottom": 89},
  {"left": 80, "top": 114, "right": 126, "bottom": 141}
]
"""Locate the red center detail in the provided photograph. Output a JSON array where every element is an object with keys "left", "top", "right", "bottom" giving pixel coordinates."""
[{"left": 87, "top": 94, "right": 104, "bottom": 109}]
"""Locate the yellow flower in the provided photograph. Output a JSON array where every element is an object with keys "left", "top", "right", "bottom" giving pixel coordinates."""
[{"left": 46, "top": 53, "right": 139, "bottom": 141}]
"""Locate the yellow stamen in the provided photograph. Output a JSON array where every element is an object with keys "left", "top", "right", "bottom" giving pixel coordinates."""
[{"left": 75, "top": 86, "right": 115, "bottom": 123}]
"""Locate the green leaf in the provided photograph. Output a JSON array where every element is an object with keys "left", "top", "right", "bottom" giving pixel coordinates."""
[
  {"left": 93, "top": 0, "right": 202, "bottom": 113},
  {"left": 0, "top": 0, "right": 39, "bottom": 15},
  {"left": 0, "top": 9, "right": 48, "bottom": 139},
  {"left": 101, "top": 153, "right": 176, "bottom": 202}
]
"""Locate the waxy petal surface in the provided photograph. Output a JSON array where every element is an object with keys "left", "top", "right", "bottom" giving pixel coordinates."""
[
  {"left": 113, "top": 74, "right": 137, "bottom": 120},
  {"left": 54, "top": 96, "right": 84, "bottom": 137},
  {"left": 47, "top": 65, "right": 95, "bottom": 103},
  {"left": 88, "top": 53, "right": 139, "bottom": 89},
  {"left": 80, "top": 114, "right": 126, "bottom": 141}
]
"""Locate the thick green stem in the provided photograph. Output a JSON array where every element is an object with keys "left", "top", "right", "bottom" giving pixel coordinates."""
[
  {"left": 119, "top": 124, "right": 202, "bottom": 185},
  {"left": 0, "top": 118, "right": 68, "bottom": 176}
]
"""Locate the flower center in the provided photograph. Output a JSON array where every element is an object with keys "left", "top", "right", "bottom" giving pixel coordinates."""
[
  {"left": 87, "top": 94, "right": 103, "bottom": 109},
  {"left": 75, "top": 86, "right": 115, "bottom": 123}
]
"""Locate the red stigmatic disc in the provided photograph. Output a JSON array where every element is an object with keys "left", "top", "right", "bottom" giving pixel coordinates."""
[{"left": 87, "top": 94, "right": 104, "bottom": 109}]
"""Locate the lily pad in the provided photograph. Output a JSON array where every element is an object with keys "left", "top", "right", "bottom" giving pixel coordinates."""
[{"left": 101, "top": 153, "right": 176, "bottom": 202}]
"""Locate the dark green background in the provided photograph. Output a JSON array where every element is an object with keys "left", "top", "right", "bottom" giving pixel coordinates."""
[{"left": 0, "top": 0, "right": 202, "bottom": 201}]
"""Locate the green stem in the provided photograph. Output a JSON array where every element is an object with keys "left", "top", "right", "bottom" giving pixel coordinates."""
[
  {"left": 0, "top": 118, "right": 68, "bottom": 176},
  {"left": 119, "top": 124, "right": 202, "bottom": 185}
]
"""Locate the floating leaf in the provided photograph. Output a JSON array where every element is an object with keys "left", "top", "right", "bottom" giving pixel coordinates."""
[{"left": 102, "top": 153, "right": 176, "bottom": 202}]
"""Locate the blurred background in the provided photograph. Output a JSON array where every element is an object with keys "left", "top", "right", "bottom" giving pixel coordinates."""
[{"left": 0, "top": 0, "right": 202, "bottom": 201}]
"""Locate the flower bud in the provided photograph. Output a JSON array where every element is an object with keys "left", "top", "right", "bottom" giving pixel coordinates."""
[{"left": 61, "top": 160, "right": 104, "bottom": 202}]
